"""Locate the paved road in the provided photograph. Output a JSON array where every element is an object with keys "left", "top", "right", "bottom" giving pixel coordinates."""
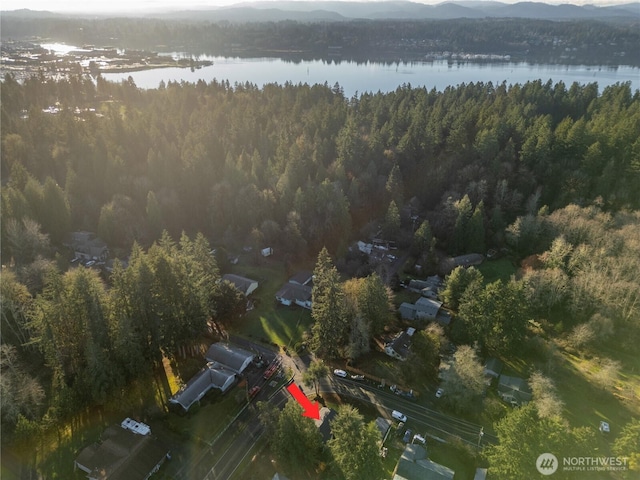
[
  {"left": 175, "top": 340, "right": 499, "bottom": 480},
  {"left": 325, "top": 376, "right": 498, "bottom": 447}
]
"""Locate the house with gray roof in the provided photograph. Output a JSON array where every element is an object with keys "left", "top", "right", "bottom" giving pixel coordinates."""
[
  {"left": 221, "top": 274, "right": 258, "bottom": 296},
  {"left": 385, "top": 328, "right": 415, "bottom": 361},
  {"left": 169, "top": 363, "right": 237, "bottom": 412},
  {"left": 275, "top": 283, "right": 312, "bottom": 309},
  {"left": 484, "top": 358, "right": 504, "bottom": 379},
  {"left": 393, "top": 444, "right": 454, "bottom": 480},
  {"left": 74, "top": 424, "right": 169, "bottom": 480},
  {"left": 288, "top": 270, "right": 313, "bottom": 286},
  {"left": 204, "top": 342, "right": 255, "bottom": 374},
  {"left": 399, "top": 297, "right": 443, "bottom": 321},
  {"left": 498, "top": 374, "right": 532, "bottom": 407}
]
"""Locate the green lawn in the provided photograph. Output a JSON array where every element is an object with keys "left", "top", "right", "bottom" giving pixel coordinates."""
[
  {"left": 477, "top": 257, "right": 518, "bottom": 284},
  {"left": 230, "top": 262, "right": 313, "bottom": 349}
]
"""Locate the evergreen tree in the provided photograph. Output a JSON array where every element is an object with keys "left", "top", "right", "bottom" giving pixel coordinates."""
[
  {"left": 328, "top": 405, "right": 384, "bottom": 480},
  {"left": 311, "top": 247, "right": 348, "bottom": 359},
  {"left": 466, "top": 200, "right": 486, "bottom": 253},
  {"left": 383, "top": 200, "right": 401, "bottom": 240}
]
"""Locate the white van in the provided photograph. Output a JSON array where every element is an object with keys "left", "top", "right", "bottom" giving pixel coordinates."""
[{"left": 392, "top": 410, "right": 407, "bottom": 422}]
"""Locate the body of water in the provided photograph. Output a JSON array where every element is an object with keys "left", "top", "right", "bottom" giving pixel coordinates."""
[{"left": 40, "top": 44, "right": 640, "bottom": 95}]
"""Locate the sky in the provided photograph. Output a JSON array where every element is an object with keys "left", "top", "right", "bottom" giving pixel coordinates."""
[{"left": 1, "top": 0, "right": 628, "bottom": 13}]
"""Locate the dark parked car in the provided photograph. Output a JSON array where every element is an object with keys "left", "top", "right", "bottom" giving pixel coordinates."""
[{"left": 402, "top": 429, "right": 413, "bottom": 443}]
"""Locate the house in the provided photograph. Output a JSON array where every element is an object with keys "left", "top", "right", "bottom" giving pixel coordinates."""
[
  {"left": 357, "top": 241, "right": 373, "bottom": 254},
  {"left": 498, "top": 375, "right": 532, "bottom": 406},
  {"left": 314, "top": 407, "right": 338, "bottom": 443},
  {"left": 204, "top": 342, "right": 255, "bottom": 374},
  {"left": 484, "top": 358, "right": 504, "bottom": 379},
  {"left": 407, "top": 276, "right": 443, "bottom": 300},
  {"left": 169, "top": 363, "right": 237, "bottom": 412},
  {"left": 74, "top": 423, "right": 169, "bottom": 480},
  {"left": 221, "top": 274, "right": 258, "bottom": 296},
  {"left": 288, "top": 270, "right": 313, "bottom": 286},
  {"left": 385, "top": 328, "right": 415, "bottom": 361},
  {"left": 439, "top": 253, "right": 484, "bottom": 275},
  {"left": 65, "top": 231, "right": 109, "bottom": 261},
  {"left": 393, "top": 444, "right": 454, "bottom": 480},
  {"left": 275, "top": 283, "right": 312, "bottom": 309},
  {"left": 399, "top": 297, "right": 443, "bottom": 321}
]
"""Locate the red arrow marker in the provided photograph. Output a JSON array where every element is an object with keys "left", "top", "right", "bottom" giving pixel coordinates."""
[{"left": 286, "top": 383, "right": 321, "bottom": 420}]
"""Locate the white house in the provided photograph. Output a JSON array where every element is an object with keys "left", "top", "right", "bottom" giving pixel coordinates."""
[
  {"left": 384, "top": 328, "right": 415, "bottom": 361},
  {"left": 275, "top": 283, "right": 312, "bottom": 309}
]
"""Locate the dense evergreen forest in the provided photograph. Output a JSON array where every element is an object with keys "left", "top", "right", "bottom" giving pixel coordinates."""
[
  {"left": 2, "top": 16, "right": 640, "bottom": 66},
  {"left": 1, "top": 73, "right": 640, "bottom": 476}
]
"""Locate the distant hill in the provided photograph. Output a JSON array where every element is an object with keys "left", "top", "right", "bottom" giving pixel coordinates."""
[{"left": 2, "top": 1, "right": 640, "bottom": 22}]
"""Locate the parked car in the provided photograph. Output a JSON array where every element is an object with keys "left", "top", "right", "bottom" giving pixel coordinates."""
[
  {"left": 599, "top": 421, "right": 610, "bottom": 434},
  {"left": 333, "top": 369, "right": 348, "bottom": 378},
  {"left": 435, "top": 388, "right": 444, "bottom": 398},
  {"left": 263, "top": 363, "right": 279, "bottom": 380},
  {"left": 248, "top": 386, "right": 261, "bottom": 398},
  {"left": 390, "top": 384, "right": 399, "bottom": 393},
  {"left": 413, "top": 433, "right": 426, "bottom": 444},
  {"left": 403, "top": 429, "right": 413, "bottom": 443},
  {"left": 392, "top": 410, "right": 407, "bottom": 422},
  {"left": 350, "top": 374, "right": 365, "bottom": 380}
]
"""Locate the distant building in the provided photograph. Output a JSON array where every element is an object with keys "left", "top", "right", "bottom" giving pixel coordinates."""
[
  {"left": 74, "top": 422, "right": 169, "bottom": 480},
  {"left": 65, "top": 231, "right": 109, "bottom": 261},
  {"left": 439, "top": 254, "right": 484, "bottom": 275},
  {"left": 393, "top": 444, "right": 455, "bottom": 480},
  {"left": 204, "top": 342, "right": 255, "bottom": 374},
  {"left": 385, "top": 328, "right": 415, "bottom": 361},
  {"left": 407, "top": 276, "right": 443, "bottom": 300},
  {"left": 221, "top": 274, "right": 258, "bottom": 296}
]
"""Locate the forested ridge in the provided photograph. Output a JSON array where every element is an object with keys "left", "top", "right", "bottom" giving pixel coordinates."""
[
  {"left": 1, "top": 74, "right": 640, "bottom": 476},
  {"left": 2, "top": 16, "right": 640, "bottom": 65}
]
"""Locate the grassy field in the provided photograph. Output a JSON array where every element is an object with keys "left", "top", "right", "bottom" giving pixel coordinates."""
[
  {"left": 477, "top": 257, "right": 518, "bottom": 284},
  {"left": 229, "top": 261, "right": 313, "bottom": 348}
]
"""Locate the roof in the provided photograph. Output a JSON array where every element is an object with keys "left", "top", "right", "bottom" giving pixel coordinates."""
[
  {"left": 394, "top": 444, "right": 454, "bottom": 480},
  {"left": 399, "top": 302, "right": 418, "bottom": 320},
  {"left": 498, "top": 375, "right": 532, "bottom": 403},
  {"left": 75, "top": 425, "right": 168, "bottom": 480},
  {"left": 387, "top": 330, "right": 414, "bottom": 359},
  {"left": 484, "top": 358, "right": 504, "bottom": 377},
  {"left": 474, "top": 468, "right": 488, "bottom": 480},
  {"left": 221, "top": 274, "right": 258, "bottom": 295},
  {"left": 204, "top": 342, "right": 255, "bottom": 373},
  {"left": 276, "top": 283, "right": 312, "bottom": 303},
  {"left": 375, "top": 417, "right": 392, "bottom": 440},
  {"left": 415, "top": 297, "right": 442, "bottom": 318},
  {"left": 314, "top": 407, "right": 338, "bottom": 443},
  {"left": 272, "top": 474, "right": 290, "bottom": 480},
  {"left": 289, "top": 270, "right": 313, "bottom": 286},
  {"left": 169, "top": 363, "right": 237, "bottom": 411}
]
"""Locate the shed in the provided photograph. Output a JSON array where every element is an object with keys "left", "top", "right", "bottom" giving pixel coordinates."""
[
  {"left": 261, "top": 247, "right": 273, "bottom": 257},
  {"left": 221, "top": 274, "right": 258, "bottom": 296},
  {"left": 204, "top": 342, "right": 255, "bottom": 374}
]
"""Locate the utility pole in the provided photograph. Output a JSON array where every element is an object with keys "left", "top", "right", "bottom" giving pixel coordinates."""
[{"left": 478, "top": 427, "right": 484, "bottom": 447}]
